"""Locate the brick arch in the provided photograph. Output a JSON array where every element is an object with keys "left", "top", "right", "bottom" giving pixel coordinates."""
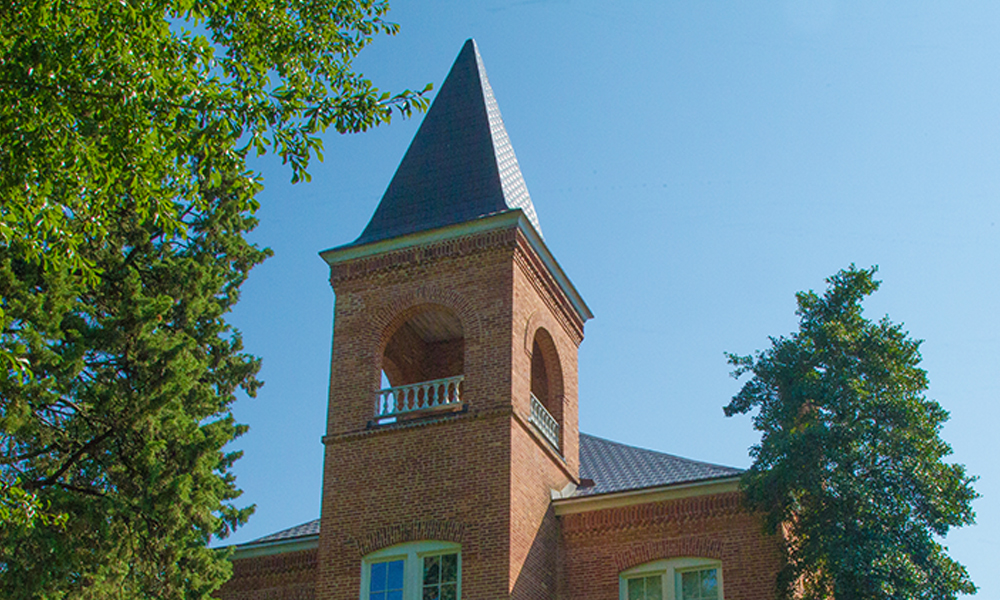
[
  {"left": 369, "top": 286, "right": 483, "bottom": 353},
  {"left": 355, "top": 520, "right": 468, "bottom": 556},
  {"left": 529, "top": 326, "right": 564, "bottom": 401},
  {"left": 614, "top": 538, "right": 725, "bottom": 572},
  {"left": 522, "top": 309, "right": 563, "bottom": 359},
  {"left": 524, "top": 312, "right": 566, "bottom": 444},
  {"left": 361, "top": 286, "right": 482, "bottom": 394}
]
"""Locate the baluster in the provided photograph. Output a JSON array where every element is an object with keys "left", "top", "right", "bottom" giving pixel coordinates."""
[{"left": 376, "top": 376, "right": 465, "bottom": 419}]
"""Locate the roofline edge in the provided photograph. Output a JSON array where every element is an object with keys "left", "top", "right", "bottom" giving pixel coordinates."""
[
  {"left": 552, "top": 476, "right": 741, "bottom": 516},
  {"left": 228, "top": 534, "right": 320, "bottom": 560}
]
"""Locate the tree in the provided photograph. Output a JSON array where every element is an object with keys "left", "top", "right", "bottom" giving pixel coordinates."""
[
  {"left": 724, "top": 266, "right": 978, "bottom": 600},
  {"left": 0, "top": 0, "right": 428, "bottom": 596},
  {"left": 1, "top": 0, "right": 429, "bottom": 358},
  {"left": 0, "top": 190, "right": 265, "bottom": 599}
]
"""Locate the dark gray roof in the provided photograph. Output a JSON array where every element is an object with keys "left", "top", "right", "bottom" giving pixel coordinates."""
[
  {"left": 245, "top": 435, "right": 740, "bottom": 544},
  {"left": 575, "top": 433, "right": 741, "bottom": 497},
  {"left": 249, "top": 518, "right": 320, "bottom": 543},
  {"left": 351, "top": 39, "right": 541, "bottom": 247}
]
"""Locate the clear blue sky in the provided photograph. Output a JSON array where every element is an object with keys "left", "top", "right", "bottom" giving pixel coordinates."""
[{"left": 226, "top": 1, "right": 999, "bottom": 596}]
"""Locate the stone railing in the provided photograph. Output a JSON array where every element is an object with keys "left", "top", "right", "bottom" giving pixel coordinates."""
[
  {"left": 529, "top": 393, "right": 560, "bottom": 450},
  {"left": 375, "top": 375, "right": 464, "bottom": 423}
]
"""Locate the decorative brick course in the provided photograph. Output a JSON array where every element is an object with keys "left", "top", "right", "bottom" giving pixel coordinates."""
[
  {"left": 351, "top": 520, "right": 468, "bottom": 556},
  {"left": 560, "top": 494, "right": 783, "bottom": 600}
]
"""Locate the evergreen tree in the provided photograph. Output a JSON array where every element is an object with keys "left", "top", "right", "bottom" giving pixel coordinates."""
[
  {"left": 0, "top": 187, "right": 267, "bottom": 598},
  {"left": 725, "top": 265, "right": 978, "bottom": 600}
]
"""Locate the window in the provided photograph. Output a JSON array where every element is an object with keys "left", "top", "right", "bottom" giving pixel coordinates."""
[
  {"left": 620, "top": 558, "right": 722, "bottom": 600},
  {"left": 361, "top": 541, "right": 461, "bottom": 600}
]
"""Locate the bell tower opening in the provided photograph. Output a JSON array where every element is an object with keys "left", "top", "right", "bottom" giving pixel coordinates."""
[
  {"left": 376, "top": 305, "right": 465, "bottom": 424},
  {"left": 529, "top": 327, "right": 564, "bottom": 450}
]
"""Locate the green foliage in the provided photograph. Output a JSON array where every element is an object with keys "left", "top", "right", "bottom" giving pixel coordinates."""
[
  {"left": 725, "top": 265, "right": 978, "bottom": 600},
  {"left": 1, "top": 0, "right": 428, "bottom": 596},
  {"left": 0, "top": 190, "right": 268, "bottom": 598},
  {"left": 0, "top": 0, "right": 429, "bottom": 330}
]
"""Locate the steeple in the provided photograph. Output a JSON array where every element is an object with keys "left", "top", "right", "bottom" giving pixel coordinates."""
[{"left": 352, "top": 39, "right": 542, "bottom": 247}]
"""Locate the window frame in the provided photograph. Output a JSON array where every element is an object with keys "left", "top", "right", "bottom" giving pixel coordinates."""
[
  {"left": 619, "top": 557, "right": 723, "bottom": 600},
  {"left": 360, "top": 540, "right": 461, "bottom": 600}
]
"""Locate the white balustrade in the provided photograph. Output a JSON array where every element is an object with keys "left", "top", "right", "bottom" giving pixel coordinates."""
[
  {"left": 376, "top": 375, "right": 464, "bottom": 422},
  {"left": 529, "top": 393, "right": 560, "bottom": 450}
]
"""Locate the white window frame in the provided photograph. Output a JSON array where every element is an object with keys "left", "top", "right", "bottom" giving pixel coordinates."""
[
  {"left": 360, "top": 540, "right": 461, "bottom": 600},
  {"left": 620, "top": 557, "right": 723, "bottom": 600}
]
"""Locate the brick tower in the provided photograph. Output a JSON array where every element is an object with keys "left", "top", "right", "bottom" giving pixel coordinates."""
[
  {"left": 315, "top": 39, "right": 592, "bottom": 600},
  {"left": 219, "top": 38, "right": 785, "bottom": 600}
]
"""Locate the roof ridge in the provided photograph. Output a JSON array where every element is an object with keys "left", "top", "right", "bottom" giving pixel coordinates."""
[{"left": 471, "top": 40, "right": 540, "bottom": 236}]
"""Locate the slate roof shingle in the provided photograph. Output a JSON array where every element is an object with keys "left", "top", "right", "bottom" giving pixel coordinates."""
[
  {"left": 350, "top": 38, "right": 542, "bottom": 248},
  {"left": 246, "top": 434, "right": 741, "bottom": 544}
]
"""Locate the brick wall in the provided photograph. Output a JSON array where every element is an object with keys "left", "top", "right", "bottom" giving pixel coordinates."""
[
  {"left": 318, "top": 229, "right": 518, "bottom": 599},
  {"left": 510, "top": 230, "right": 582, "bottom": 476},
  {"left": 218, "top": 548, "right": 317, "bottom": 600},
  {"left": 508, "top": 228, "right": 584, "bottom": 600},
  {"left": 222, "top": 220, "right": 783, "bottom": 600},
  {"left": 559, "top": 492, "right": 784, "bottom": 600},
  {"left": 314, "top": 222, "right": 585, "bottom": 600}
]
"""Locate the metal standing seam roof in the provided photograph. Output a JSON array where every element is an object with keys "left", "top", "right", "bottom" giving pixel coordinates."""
[
  {"left": 350, "top": 38, "right": 542, "bottom": 248},
  {"left": 244, "top": 434, "right": 741, "bottom": 544},
  {"left": 249, "top": 518, "right": 320, "bottom": 544},
  {"left": 574, "top": 433, "right": 742, "bottom": 497}
]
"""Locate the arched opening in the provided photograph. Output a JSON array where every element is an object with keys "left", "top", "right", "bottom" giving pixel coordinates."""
[
  {"left": 620, "top": 557, "right": 723, "bottom": 600},
  {"left": 362, "top": 540, "right": 462, "bottom": 600},
  {"left": 377, "top": 305, "right": 465, "bottom": 423},
  {"left": 529, "top": 328, "right": 563, "bottom": 450}
]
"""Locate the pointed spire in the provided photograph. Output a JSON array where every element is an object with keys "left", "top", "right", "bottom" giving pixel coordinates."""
[{"left": 352, "top": 39, "right": 542, "bottom": 246}]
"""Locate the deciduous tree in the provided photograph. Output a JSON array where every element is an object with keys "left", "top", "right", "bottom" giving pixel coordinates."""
[{"left": 725, "top": 265, "right": 978, "bottom": 600}]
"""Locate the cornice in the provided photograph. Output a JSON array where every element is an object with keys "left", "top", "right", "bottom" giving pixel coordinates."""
[
  {"left": 320, "top": 210, "right": 592, "bottom": 324},
  {"left": 326, "top": 222, "right": 518, "bottom": 285},
  {"left": 229, "top": 536, "right": 319, "bottom": 561},
  {"left": 554, "top": 479, "right": 741, "bottom": 516}
]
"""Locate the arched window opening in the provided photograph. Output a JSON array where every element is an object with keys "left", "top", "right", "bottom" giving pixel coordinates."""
[
  {"left": 528, "top": 328, "right": 563, "bottom": 451},
  {"left": 620, "top": 558, "right": 722, "bottom": 600},
  {"left": 377, "top": 306, "right": 464, "bottom": 424},
  {"left": 362, "top": 540, "right": 461, "bottom": 600},
  {"left": 530, "top": 340, "right": 549, "bottom": 406}
]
